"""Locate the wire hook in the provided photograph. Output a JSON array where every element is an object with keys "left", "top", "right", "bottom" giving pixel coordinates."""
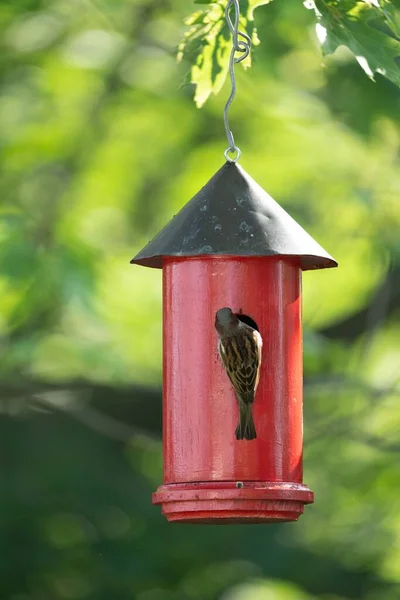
[{"left": 223, "top": 0, "right": 251, "bottom": 163}]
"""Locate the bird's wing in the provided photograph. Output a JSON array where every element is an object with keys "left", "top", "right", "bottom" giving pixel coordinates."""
[{"left": 218, "top": 327, "right": 262, "bottom": 403}]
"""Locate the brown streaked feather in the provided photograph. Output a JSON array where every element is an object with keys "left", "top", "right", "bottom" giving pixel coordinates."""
[{"left": 218, "top": 326, "right": 262, "bottom": 404}]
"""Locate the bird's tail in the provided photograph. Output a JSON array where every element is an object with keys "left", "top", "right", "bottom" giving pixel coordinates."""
[{"left": 235, "top": 401, "right": 256, "bottom": 441}]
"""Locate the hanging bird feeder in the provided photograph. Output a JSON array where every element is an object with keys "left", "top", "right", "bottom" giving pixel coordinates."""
[{"left": 131, "top": 0, "right": 337, "bottom": 524}]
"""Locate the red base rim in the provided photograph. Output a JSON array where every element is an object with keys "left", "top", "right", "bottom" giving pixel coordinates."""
[{"left": 153, "top": 481, "right": 314, "bottom": 524}]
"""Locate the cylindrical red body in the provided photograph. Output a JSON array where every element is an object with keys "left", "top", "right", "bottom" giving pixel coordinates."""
[{"left": 153, "top": 256, "right": 313, "bottom": 523}]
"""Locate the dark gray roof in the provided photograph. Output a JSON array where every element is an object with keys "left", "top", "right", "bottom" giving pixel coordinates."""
[{"left": 131, "top": 162, "right": 337, "bottom": 271}]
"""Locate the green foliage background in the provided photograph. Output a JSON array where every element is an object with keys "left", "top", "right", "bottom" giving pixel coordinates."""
[{"left": 1, "top": 0, "right": 400, "bottom": 599}]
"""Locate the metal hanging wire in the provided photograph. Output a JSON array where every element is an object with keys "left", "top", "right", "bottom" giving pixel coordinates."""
[{"left": 223, "top": 0, "right": 251, "bottom": 163}]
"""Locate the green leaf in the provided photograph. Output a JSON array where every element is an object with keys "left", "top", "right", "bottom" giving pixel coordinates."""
[
  {"left": 181, "top": 0, "right": 400, "bottom": 106},
  {"left": 178, "top": 0, "right": 272, "bottom": 107},
  {"left": 308, "top": 0, "right": 400, "bottom": 87}
]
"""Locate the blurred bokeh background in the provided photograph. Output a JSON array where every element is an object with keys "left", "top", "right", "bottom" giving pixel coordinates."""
[{"left": 1, "top": 0, "right": 400, "bottom": 599}]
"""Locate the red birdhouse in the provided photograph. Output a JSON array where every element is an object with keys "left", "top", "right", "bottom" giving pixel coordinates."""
[{"left": 131, "top": 162, "right": 337, "bottom": 524}]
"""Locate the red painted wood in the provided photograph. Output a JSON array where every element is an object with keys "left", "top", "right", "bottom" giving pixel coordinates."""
[
  {"left": 153, "top": 255, "right": 313, "bottom": 523},
  {"left": 163, "top": 256, "right": 302, "bottom": 481}
]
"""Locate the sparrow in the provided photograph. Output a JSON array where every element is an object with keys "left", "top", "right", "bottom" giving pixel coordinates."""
[{"left": 215, "top": 307, "right": 262, "bottom": 441}]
